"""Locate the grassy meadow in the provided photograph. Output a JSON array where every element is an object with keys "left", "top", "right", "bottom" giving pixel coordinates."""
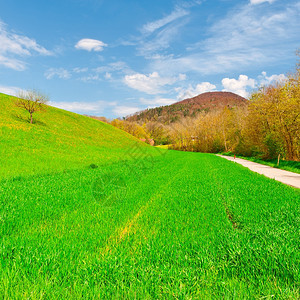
[{"left": 1, "top": 93, "right": 299, "bottom": 299}]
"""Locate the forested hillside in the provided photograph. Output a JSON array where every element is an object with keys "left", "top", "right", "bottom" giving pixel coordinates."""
[{"left": 127, "top": 91, "right": 247, "bottom": 124}]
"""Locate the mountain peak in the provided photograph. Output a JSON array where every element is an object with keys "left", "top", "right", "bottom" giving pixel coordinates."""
[{"left": 127, "top": 91, "right": 247, "bottom": 124}]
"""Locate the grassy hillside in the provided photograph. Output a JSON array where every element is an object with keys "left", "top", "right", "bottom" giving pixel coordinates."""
[{"left": 0, "top": 93, "right": 156, "bottom": 179}]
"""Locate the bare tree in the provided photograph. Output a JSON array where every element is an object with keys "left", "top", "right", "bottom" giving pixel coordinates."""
[{"left": 15, "top": 90, "right": 49, "bottom": 124}]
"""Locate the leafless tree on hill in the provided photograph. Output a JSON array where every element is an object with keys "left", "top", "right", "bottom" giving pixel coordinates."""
[{"left": 15, "top": 90, "right": 49, "bottom": 124}]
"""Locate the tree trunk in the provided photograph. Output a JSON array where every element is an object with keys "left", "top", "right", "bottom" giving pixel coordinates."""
[{"left": 30, "top": 113, "right": 33, "bottom": 124}]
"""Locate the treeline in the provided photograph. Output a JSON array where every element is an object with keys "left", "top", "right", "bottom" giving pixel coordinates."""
[
  {"left": 110, "top": 119, "right": 169, "bottom": 145},
  {"left": 107, "top": 63, "right": 300, "bottom": 161}
]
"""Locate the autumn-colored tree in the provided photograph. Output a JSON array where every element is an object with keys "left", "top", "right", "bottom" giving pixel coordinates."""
[
  {"left": 111, "top": 119, "right": 149, "bottom": 140},
  {"left": 111, "top": 119, "right": 125, "bottom": 131},
  {"left": 247, "top": 72, "right": 300, "bottom": 160},
  {"left": 145, "top": 122, "right": 169, "bottom": 145},
  {"left": 167, "top": 107, "right": 247, "bottom": 153}
]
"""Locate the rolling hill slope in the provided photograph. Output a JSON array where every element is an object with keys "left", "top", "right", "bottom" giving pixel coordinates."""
[{"left": 0, "top": 93, "right": 156, "bottom": 179}]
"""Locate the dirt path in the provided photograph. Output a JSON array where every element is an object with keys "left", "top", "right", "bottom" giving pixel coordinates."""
[{"left": 216, "top": 155, "right": 300, "bottom": 189}]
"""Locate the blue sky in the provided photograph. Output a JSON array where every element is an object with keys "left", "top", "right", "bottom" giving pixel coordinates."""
[{"left": 0, "top": 0, "right": 299, "bottom": 118}]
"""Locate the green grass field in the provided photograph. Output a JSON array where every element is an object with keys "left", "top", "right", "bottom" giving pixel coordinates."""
[{"left": 1, "top": 93, "right": 299, "bottom": 299}]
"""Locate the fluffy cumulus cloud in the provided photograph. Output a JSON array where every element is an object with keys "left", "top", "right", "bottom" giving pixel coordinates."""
[
  {"left": 45, "top": 68, "right": 71, "bottom": 80},
  {"left": 250, "top": 0, "right": 276, "bottom": 5},
  {"left": 75, "top": 39, "right": 107, "bottom": 52},
  {"left": 259, "top": 71, "right": 286, "bottom": 85},
  {"left": 222, "top": 75, "right": 256, "bottom": 98},
  {"left": 0, "top": 20, "right": 51, "bottom": 70},
  {"left": 124, "top": 72, "right": 186, "bottom": 94},
  {"left": 176, "top": 82, "right": 216, "bottom": 100}
]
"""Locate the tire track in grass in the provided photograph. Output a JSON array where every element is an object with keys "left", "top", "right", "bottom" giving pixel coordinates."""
[
  {"left": 216, "top": 181, "right": 242, "bottom": 230},
  {"left": 204, "top": 155, "right": 242, "bottom": 230},
  {"left": 100, "top": 156, "right": 190, "bottom": 257},
  {"left": 224, "top": 206, "right": 239, "bottom": 230},
  {"left": 100, "top": 201, "right": 151, "bottom": 256}
]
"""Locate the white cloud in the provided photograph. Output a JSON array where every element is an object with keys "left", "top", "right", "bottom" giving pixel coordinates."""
[
  {"left": 0, "top": 85, "right": 22, "bottom": 96},
  {"left": 222, "top": 75, "right": 256, "bottom": 98},
  {"left": 0, "top": 20, "right": 51, "bottom": 70},
  {"left": 136, "top": 1, "right": 203, "bottom": 56},
  {"left": 50, "top": 101, "right": 104, "bottom": 114},
  {"left": 136, "top": 5, "right": 192, "bottom": 58},
  {"left": 112, "top": 105, "right": 140, "bottom": 117},
  {"left": 250, "top": 0, "right": 275, "bottom": 5},
  {"left": 45, "top": 68, "right": 71, "bottom": 80},
  {"left": 178, "top": 73, "right": 187, "bottom": 81},
  {"left": 124, "top": 72, "right": 186, "bottom": 94},
  {"left": 259, "top": 71, "right": 287, "bottom": 85},
  {"left": 150, "top": 2, "right": 300, "bottom": 75},
  {"left": 50, "top": 99, "right": 121, "bottom": 116},
  {"left": 75, "top": 39, "right": 107, "bottom": 52},
  {"left": 94, "top": 61, "right": 133, "bottom": 75},
  {"left": 176, "top": 82, "right": 216, "bottom": 100},
  {"left": 140, "top": 97, "right": 176, "bottom": 106},
  {"left": 80, "top": 74, "right": 101, "bottom": 82},
  {"left": 142, "top": 7, "right": 189, "bottom": 34},
  {"left": 139, "top": 19, "right": 189, "bottom": 57},
  {"left": 73, "top": 67, "right": 88, "bottom": 73},
  {"left": 0, "top": 55, "right": 25, "bottom": 71}
]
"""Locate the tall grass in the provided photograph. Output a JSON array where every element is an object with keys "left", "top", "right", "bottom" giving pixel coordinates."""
[{"left": 0, "top": 151, "right": 299, "bottom": 298}]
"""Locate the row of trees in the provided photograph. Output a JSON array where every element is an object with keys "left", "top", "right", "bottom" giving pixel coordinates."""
[
  {"left": 110, "top": 119, "right": 169, "bottom": 145},
  {"left": 245, "top": 71, "right": 300, "bottom": 160},
  {"left": 170, "top": 67, "right": 300, "bottom": 160},
  {"left": 110, "top": 63, "right": 300, "bottom": 161}
]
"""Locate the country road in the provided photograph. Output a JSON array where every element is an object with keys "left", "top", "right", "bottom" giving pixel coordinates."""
[{"left": 217, "top": 155, "right": 300, "bottom": 189}]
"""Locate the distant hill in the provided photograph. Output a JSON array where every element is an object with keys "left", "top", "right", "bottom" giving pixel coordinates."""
[
  {"left": 127, "top": 91, "right": 248, "bottom": 124},
  {"left": 0, "top": 93, "right": 154, "bottom": 179}
]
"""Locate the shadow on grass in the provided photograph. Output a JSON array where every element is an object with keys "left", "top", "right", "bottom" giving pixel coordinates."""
[{"left": 11, "top": 113, "right": 47, "bottom": 126}]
